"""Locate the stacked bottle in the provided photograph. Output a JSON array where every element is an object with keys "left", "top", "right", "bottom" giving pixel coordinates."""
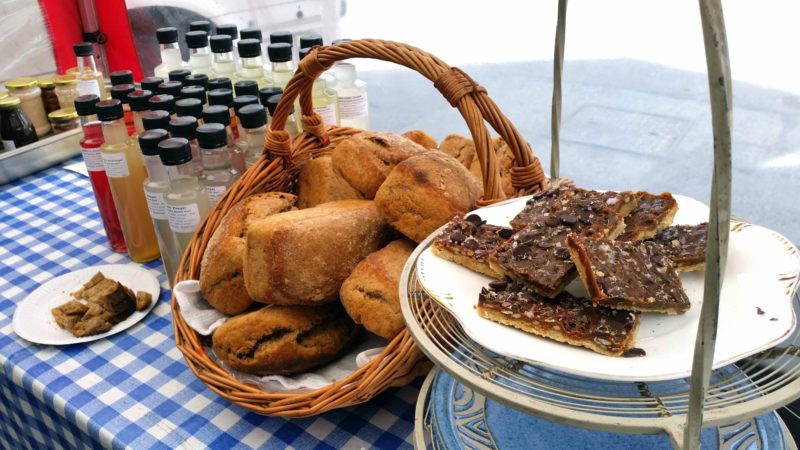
[
  {"left": 298, "top": 47, "right": 338, "bottom": 126},
  {"left": 154, "top": 27, "right": 188, "bottom": 79},
  {"left": 197, "top": 123, "right": 240, "bottom": 206},
  {"left": 186, "top": 31, "right": 212, "bottom": 76},
  {"left": 202, "top": 105, "right": 245, "bottom": 172},
  {"left": 236, "top": 103, "right": 268, "bottom": 169}
]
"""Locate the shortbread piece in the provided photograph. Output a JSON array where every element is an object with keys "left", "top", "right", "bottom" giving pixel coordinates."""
[
  {"left": 432, "top": 214, "right": 513, "bottom": 278},
  {"left": 477, "top": 279, "right": 641, "bottom": 357},
  {"left": 618, "top": 192, "right": 678, "bottom": 242},
  {"left": 566, "top": 235, "right": 690, "bottom": 314},
  {"left": 646, "top": 223, "right": 708, "bottom": 271}
]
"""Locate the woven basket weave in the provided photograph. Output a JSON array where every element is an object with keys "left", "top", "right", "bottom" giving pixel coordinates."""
[{"left": 171, "top": 39, "right": 548, "bottom": 417}]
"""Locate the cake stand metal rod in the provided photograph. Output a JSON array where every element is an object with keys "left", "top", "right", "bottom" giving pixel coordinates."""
[{"left": 549, "top": 0, "right": 568, "bottom": 188}]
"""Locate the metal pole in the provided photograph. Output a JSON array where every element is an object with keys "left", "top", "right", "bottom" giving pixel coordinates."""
[
  {"left": 683, "top": 0, "right": 733, "bottom": 448},
  {"left": 550, "top": 0, "right": 568, "bottom": 188}
]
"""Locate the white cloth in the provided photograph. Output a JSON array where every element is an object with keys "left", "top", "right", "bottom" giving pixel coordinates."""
[{"left": 173, "top": 280, "right": 388, "bottom": 393}]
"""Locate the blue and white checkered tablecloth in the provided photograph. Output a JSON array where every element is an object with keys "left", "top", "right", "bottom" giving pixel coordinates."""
[{"left": 0, "top": 159, "right": 421, "bottom": 450}]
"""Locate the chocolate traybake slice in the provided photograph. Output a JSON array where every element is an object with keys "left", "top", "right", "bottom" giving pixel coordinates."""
[
  {"left": 617, "top": 192, "right": 678, "bottom": 242},
  {"left": 510, "top": 186, "right": 575, "bottom": 230},
  {"left": 646, "top": 223, "right": 708, "bottom": 271},
  {"left": 477, "top": 279, "right": 641, "bottom": 357},
  {"left": 548, "top": 188, "right": 639, "bottom": 239},
  {"left": 432, "top": 214, "right": 513, "bottom": 278},
  {"left": 566, "top": 235, "right": 691, "bottom": 314}
]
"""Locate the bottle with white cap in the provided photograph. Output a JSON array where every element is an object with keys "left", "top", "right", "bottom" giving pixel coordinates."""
[
  {"left": 154, "top": 27, "right": 188, "bottom": 79},
  {"left": 332, "top": 61, "right": 370, "bottom": 130}
]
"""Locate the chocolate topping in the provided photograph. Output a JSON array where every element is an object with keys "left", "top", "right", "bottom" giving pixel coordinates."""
[
  {"left": 618, "top": 192, "right": 678, "bottom": 242},
  {"left": 645, "top": 223, "right": 708, "bottom": 270},
  {"left": 434, "top": 216, "right": 513, "bottom": 263}
]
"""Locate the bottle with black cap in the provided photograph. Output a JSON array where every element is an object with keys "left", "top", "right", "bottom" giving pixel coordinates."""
[
  {"left": 184, "top": 74, "right": 209, "bottom": 90},
  {"left": 210, "top": 35, "right": 236, "bottom": 79},
  {"left": 109, "top": 70, "right": 134, "bottom": 86},
  {"left": 189, "top": 20, "right": 211, "bottom": 34},
  {"left": 154, "top": 27, "right": 188, "bottom": 79},
  {"left": 269, "top": 31, "right": 293, "bottom": 46},
  {"left": 202, "top": 104, "right": 244, "bottom": 172},
  {"left": 170, "top": 115, "right": 203, "bottom": 176},
  {"left": 73, "top": 42, "right": 106, "bottom": 99},
  {"left": 208, "top": 88, "right": 240, "bottom": 139},
  {"left": 139, "top": 128, "right": 180, "bottom": 287},
  {"left": 141, "top": 110, "right": 171, "bottom": 132},
  {"left": 267, "top": 43, "right": 294, "bottom": 89},
  {"left": 299, "top": 47, "right": 338, "bottom": 126},
  {"left": 110, "top": 83, "right": 136, "bottom": 134},
  {"left": 176, "top": 98, "right": 203, "bottom": 122},
  {"left": 169, "top": 69, "right": 191, "bottom": 84},
  {"left": 140, "top": 77, "right": 164, "bottom": 93},
  {"left": 186, "top": 30, "right": 212, "bottom": 76},
  {"left": 299, "top": 33, "right": 323, "bottom": 49},
  {"left": 74, "top": 94, "right": 125, "bottom": 252},
  {"left": 149, "top": 94, "right": 176, "bottom": 117},
  {"left": 216, "top": 23, "right": 239, "bottom": 58},
  {"left": 208, "top": 77, "right": 233, "bottom": 92},
  {"left": 258, "top": 86, "right": 282, "bottom": 107},
  {"left": 158, "top": 137, "right": 210, "bottom": 255},
  {"left": 234, "top": 80, "right": 258, "bottom": 97},
  {"left": 235, "top": 103, "right": 267, "bottom": 169},
  {"left": 233, "top": 95, "right": 258, "bottom": 138},
  {"left": 240, "top": 27, "right": 262, "bottom": 42},
  {"left": 127, "top": 89, "right": 152, "bottom": 135},
  {"left": 96, "top": 99, "right": 160, "bottom": 263},
  {"left": 265, "top": 93, "right": 298, "bottom": 137},
  {"left": 158, "top": 81, "right": 183, "bottom": 100},
  {"left": 197, "top": 122, "right": 240, "bottom": 206},
  {"left": 180, "top": 86, "right": 207, "bottom": 106},
  {"left": 236, "top": 38, "right": 268, "bottom": 87}
]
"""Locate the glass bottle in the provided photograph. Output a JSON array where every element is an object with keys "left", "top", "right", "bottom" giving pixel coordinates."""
[
  {"left": 128, "top": 89, "right": 153, "bottom": 135},
  {"left": 141, "top": 110, "right": 171, "bottom": 132},
  {"left": 149, "top": 95, "right": 176, "bottom": 118},
  {"left": 139, "top": 129, "right": 180, "bottom": 287},
  {"left": 258, "top": 87, "right": 283, "bottom": 112},
  {"left": 5, "top": 77, "right": 50, "bottom": 136},
  {"left": 235, "top": 103, "right": 267, "bottom": 169},
  {"left": 299, "top": 33, "right": 323, "bottom": 50},
  {"left": 140, "top": 77, "right": 164, "bottom": 94},
  {"left": 109, "top": 70, "right": 134, "bottom": 87},
  {"left": 154, "top": 27, "right": 188, "bottom": 79},
  {"left": 189, "top": 20, "right": 211, "bottom": 34},
  {"left": 208, "top": 77, "right": 233, "bottom": 92},
  {"left": 202, "top": 105, "right": 244, "bottom": 172},
  {"left": 180, "top": 86, "right": 207, "bottom": 106},
  {"left": 197, "top": 123, "right": 240, "bottom": 206},
  {"left": 96, "top": 99, "right": 160, "bottom": 263},
  {"left": 234, "top": 80, "right": 258, "bottom": 98},
  {"left": 37, "top": 77, "right": 61, "bottom": 114},
  {"left": 54, "top": 75, "right": 80, "bottom": 110},
  {"left": 216, "top": 24, "right": 239, "bottom": 60},
  {"left": 158, "top": 137, "right": 210, "bottom": 257},
  {"left": 240, "top": 27, "right": 262, "bottom": 42},
  {"left": 332, "top": 62, "right": 370, "bottom": 129},
  {"left": 186, "top": 31, "right": 212, "bottom": 76},
  {"left": 210, "top": 35, "right": 236, "bottom": 80},
  {"left": 158, "top": 81, "right": 183, "bottom": 99},
  {"left": 73, "top": 42, "right": 106, "bottom": 99},
  {"left": 208, "top": 88, "right": 239, "bottom": 140},
  {"left": 265, "top": 93, "right": 299, "bottom": 137},
  {"left": 233, "top": 95, "right": 258, "bottom": 138},
  {"left": 299, "top": 47, "right": 339, "bottom": 126},
  {"left": 169, "top": 69, "right": 191, "bottom": 84},
  {"left": 73, "top": 95, "right": 125, "bottom": 252},
  {"left": 236, "top": 39, "right": 268, "bottom": 87},
  {"left": 0, "top": 96, "right": 38, "bottom": 149},
  {"left": 267, "top": 43, "right": 294, "bottom": 90},
  {"left": 110, "top": 84, "right": 135, "bottom": 135},
  {"left": 169, "top": 116, "right": 203, "bottom": 176},
  {"left": 175, "top": 98, "right": 203, "bottom": 122},
  {"left": 185, "top": 74, "right": 209, "bottom": 91}
]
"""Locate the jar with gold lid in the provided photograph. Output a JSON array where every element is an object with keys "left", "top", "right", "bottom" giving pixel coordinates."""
[
  {"left": 48, "top": 107, "right": 79, "bottom": 134},
  {"left": 0, "top": 96, "right": 38, "bottom": 150},
  {"left": 54, "top": 75, "right": 80, "bottom": 110},
  {"left": 37, "top": 76, "right": 61, "bottom": 114},
  {"left": 6, "top": 77, "right": 51, "bottom": 137}
]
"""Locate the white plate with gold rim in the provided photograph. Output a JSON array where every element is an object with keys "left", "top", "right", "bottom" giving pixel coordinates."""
[{"left": 415, "top": 194, "right": 800, "bottom": 381}]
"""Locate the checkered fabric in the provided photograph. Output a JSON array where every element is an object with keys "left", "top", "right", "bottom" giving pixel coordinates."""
[{"left": 0, "top": 159, "right": 420, "bottom": 449}]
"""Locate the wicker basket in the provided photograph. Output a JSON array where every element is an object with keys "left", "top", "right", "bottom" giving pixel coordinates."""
[{"left": 171, "top": 39, "right": 549, "bottom": 417}]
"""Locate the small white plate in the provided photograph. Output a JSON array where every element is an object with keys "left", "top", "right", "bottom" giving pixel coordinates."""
[
  {"left": 13, "top": 264, "right": 160, "bottom": 345},
  {"left": 416, "top": 195, "right": 800, "bottom": 381}
]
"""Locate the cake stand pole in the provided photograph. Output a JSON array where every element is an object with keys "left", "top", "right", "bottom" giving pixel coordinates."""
[
  {"left": 549, "top": 0, "right": 568, "bottom": 188},
  {"left": 683, "top": 0, "right": 733, "bottom": 448}
]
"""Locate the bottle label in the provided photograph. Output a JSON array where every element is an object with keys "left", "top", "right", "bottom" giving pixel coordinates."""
[
  {"left": 76, "top": 78, "right": 101, "bottom": 97},
  {"left": 145, "top": 191, "right": 168, "bottom": 220},
  {"left": 101, "top": 152, "right": 130, "bottom": 178},
  {"left": 206, "top": 185, "right": 227, "bottom": 206},
  {"left": 167, "top": 203, "right": 201, "bottom": 234},
  {"left": 338, "top": 93, "right": 368, "bottom": 120},
  {"left": 314, "top": 103, "right": 338, "bottom": 125},
  {"left": 81, "top": 145, "right": 105, "bottom": 172},
  {"left": 2, "top": 139, "right": 16, "bottom": 150}
]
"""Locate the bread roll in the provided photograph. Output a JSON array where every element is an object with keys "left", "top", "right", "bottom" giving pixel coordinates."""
[
  {"left": 331, "top": 132, "right": 427, "bottom": 199},
  {"left": 245, "top": 200, "right": 393, "bottom": 305},
  {"left": 212, "top": 303, "right": 359, "bottom": 375},
  {"left": 402, "top": 130, "right": 438, "bottom": 150},
  {"left": 340, "top": 239, "right": 415, "bottom": 339},
  {"left": 469, "top": 139, "right": 517, "bottom": 198},
  {"left": 296, "top": 155, "right": 363, "bottom": 208},
  {"left": 374, "top": 152, "right": 483, "bottom": 243},
  {"left": 199, "top": 193, "right": 297, "bottom": 315}
]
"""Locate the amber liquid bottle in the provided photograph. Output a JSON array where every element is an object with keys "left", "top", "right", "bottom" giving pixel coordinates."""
[{"left": 96, "top": 99, "right": 160, "bottom": 263}]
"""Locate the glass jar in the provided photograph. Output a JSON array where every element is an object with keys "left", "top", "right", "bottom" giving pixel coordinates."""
[
  {"left": 37, "top": 76, "right": 61, "bottom": 114},
  {"left": 0, "top": 96, "right": 38, "bottom": 150},
  {"left": 54, "top": 75, "right": 80, "bottom": 109},
  {"left": 48, "top": 107, "right": 80, "bottom": 134},
  {"left": 5, "top": 77, "right": 51, "bottom": 137}
]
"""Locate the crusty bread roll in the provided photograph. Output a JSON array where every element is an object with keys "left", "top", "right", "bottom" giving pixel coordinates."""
[
  {"left": 440, "top": 134, "right": 516, "bottom": 198},
  {"left": 296, "top": 155, "right": 363, "bottom": 208},
  {"left": 331, "top": 132, "right": 427, "bottom": 199},
  {"left": 212, "top": 303, "right": 359, "bottom": 375},
  {"left": 244, "top": 200, "right": 393, "bottom": 305},
  {"left": 200, "top": 193, "right": 297, "bottom": 315},
  {"left": 340, "top": 239, "right": 415, "bottom": 339},
  {"left": 374, "top": 152, "right": 483, "bottom": 243},
  {"left": 402, "top": 130, "right": 438, "bottom": 150}
]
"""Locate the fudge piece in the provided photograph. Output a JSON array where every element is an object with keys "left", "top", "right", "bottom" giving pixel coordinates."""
[
  {"left": 477, "top": 279, "right": 641, "bottom": 357},
  {"left": 51, "top": 272, "right": 138, "bottom": 337},
  {"left": 432, "top": 214, "right": 513, "bottom": 278},
  {"left": 51, "top": 300, "right": 89, "bottom": 331},
  {"left": 566, "top": 235, "right": 691, "bottom": 314},
  {"left": 646, "top": 223, "right": 708, "bottom": 271},
  {"left": 510, "top": 186, "right": 575, "bottom": 230},
  {"left": 617, "top": 192, "right": 678, "bottom": 242},
  {"left": 489, "top": 218, "right": 576, "bottom": 297}
]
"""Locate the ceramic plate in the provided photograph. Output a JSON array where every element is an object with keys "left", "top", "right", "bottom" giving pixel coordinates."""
[
  {"left": 416, "top": 195, "right": 800, "bottom": 381},
  {"left": 13, "top": 264, "right": 160, "bottom": 345}
]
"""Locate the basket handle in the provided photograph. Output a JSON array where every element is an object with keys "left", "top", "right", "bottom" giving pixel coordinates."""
[{"left": 264, "top": 39, "right": 547, "bottom": 202}]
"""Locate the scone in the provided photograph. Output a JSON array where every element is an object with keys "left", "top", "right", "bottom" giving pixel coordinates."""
[
  {"left": 402, "top": 130, "right": 438, "bottom": 150},
  {"left": 374, "top": 152, "right": 483, "bottom": 243},
  {"left": 212, "top": 303, "right": 360, "bottom": 375},
  {"left": 331, "top": 131, "right": 428, "bottom": 199},
  {"left": 199, "top": 193, "right": 297, "bottom": 315},
  {"left": 244, "top": 200, "right": 393, "bottom": 305},
  {"left": 340, "top": 239, "right": 415, "bottom": 339},
  {"left": 296, "top": 155, "right": 363, "bottom": 208}
]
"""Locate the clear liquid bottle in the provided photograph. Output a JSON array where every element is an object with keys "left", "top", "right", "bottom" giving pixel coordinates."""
[
  {"left": 240, "top": 27, "right": 262, "bottom": 43},
  {"left": 267, "top": 43, "right": 294, "bottom": 90},
  {"left": 236, "top": 103, "right": 267, "bottom": 169},
  {"left": 110, "top": 84, "right": 136, "bottom": 135},
  {"left": 180, "top": 86, "right": 207, "bottom": 106},
  {"left": 170, "top": 116, "right": 203, "bottom": 176},
  {"left": 169, "top": 69, "right": 191, "bottom": 84},
  {"left": 258, "top": 87, "right": 283, "bottom": 112},
  {"left": 154, "top": 27, "right": 188, "bottom": 80},
  {"left": 127, "top": 89, "right": 152, "bottom": 135},
  {"left": 175, "top": 98, "right": 203, "bottom": 122},
  {"left": 270, "top": 31, "right": 294, "bottom": 60},
  {"left": 265, "top": 93, "right": 298, "bottom": 137},
  {"left": 332, "top": 62, "right": 370, "bottom": 129},
  {"left": 157, "top": 81, "right": 183, "bottom": 99},
  {"left": 149, "top": 94, "right": 176, "bottom": 118},
  {"left": 74, "top": 95, "right": 126, "bottom": 252},
  {"left": 210, "top": 35, "right": 237, "bottom": 80},
  {"left": 197, "top": 123, "right": 241, "bottom": 206},
  {"left": 299, "top": 47, "right": 339, "bottom": 126},
  {"left": 216, "top": 24, "right": 239, "bottom": 60},
  {"left": 110, "top": 70, "right": 134, "bottom": 86},
  {"left": 233, "top": 95, "right": 258, "bottom": 137},
  {"left": 236, "top": 39, "right": 268, "bottom": 87},
  {"left": 186, "top": 31, "right": 212, "bottom": 76},
  {"left": 73, "top": 42, "right": 106, "bottom": 99},
  {"left": 189, "top": 20, "right": 212, "bottom": 34},
  {"left": 139, "top": 129, "right": 180, "bottom": 287},
  {"left": 142, "top": 110, "right": 171, "bottom": 132},
  {"left": 207, "top": 88, "right": 239, "bottom": 140},
  {"left": 234, "top": 80, "right": 258, "bottom": 98},
  {"left": 184, "top": 74, "right": 209, "bottom": 92},
  {"left": 158, "top": 137, "right": 211, "bottom": 257},
  {"left": 96, "top": 99, "right": 160, "bottom": 263},
  {"left": 299, "top": 33, "right": 323, "bottom": 50},
  {"left": 140, "top": 77, "right": 164, "bottom": 94},
  {"left": 202, "top": 104, "right": 245, "bottom": 172}
]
